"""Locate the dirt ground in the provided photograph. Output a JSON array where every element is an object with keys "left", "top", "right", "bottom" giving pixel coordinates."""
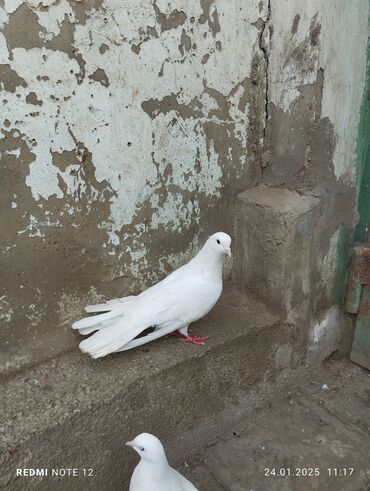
[{"left": 179, "top": 356, "right": 370, "bottom": 491}]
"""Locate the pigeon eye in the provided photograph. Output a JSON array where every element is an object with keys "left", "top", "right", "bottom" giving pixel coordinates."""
[
  {"left": 140, "top": 447, "right": 145, "bottom": 451},
  {"left": 216, "top": 239, "right": 220, "bottom": 244}
]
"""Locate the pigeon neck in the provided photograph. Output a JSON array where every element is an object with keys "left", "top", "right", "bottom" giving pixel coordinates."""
[
  {"left": 139, "top": 454, "right": 169, "bottom": 470},
  {"left": 194, "top": 243, "right": 224, "bottom": 272}
]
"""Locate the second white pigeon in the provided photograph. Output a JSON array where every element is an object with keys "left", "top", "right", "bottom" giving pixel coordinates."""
[
  {"left": 127, "top": 433, "right": 198, "bottom": 491},
  {"left": 72, "top": 232, "right": 231, "bottom": 358}
]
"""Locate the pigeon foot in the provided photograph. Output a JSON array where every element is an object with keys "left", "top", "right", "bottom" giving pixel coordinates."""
[{"left": 169, "top": 331, "right": 209, "bottom": 346}]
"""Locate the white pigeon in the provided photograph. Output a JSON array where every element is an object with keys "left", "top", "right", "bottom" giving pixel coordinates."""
[
  {"left": 127, "top": 433, "right": 198, "bottom": 491},
  {"left": 72, "top": 232, "right": 231, "bottom": 358}
]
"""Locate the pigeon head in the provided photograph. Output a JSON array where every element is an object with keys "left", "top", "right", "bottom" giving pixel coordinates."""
[
  {"left": 206, "top": 232, "right": 232, "bottom": 258},
  {"left": 126, "top": 433, "right": 168, "bottom": 464}
]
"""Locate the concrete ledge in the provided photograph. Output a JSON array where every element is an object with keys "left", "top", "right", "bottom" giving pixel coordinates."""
[{"left": 1, "top": 288, "right": 283, "bottom": 490}]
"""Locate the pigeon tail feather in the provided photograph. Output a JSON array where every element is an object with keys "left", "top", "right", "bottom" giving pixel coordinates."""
[
  {"left": 78, "top": 318, "right": 118, "bottom": 336},
  {"left": 79, "top": 318, "right": 150, "bottom": 359},
  {"left": 84, "top": 296, "right": 136, "bottom": 313},
  {"left": 72, "top": 310, "right": 121, "bottom": 330},
  {"left": 72, "top": 296, "right": 137, "bottom": 331}
]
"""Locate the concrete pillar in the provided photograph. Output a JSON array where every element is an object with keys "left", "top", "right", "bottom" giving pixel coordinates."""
[{"left": 235, "top": 184, "right": 320, "bottom": 325}]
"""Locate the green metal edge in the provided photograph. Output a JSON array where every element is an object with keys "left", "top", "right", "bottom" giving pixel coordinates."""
[
  {"left": 334, "top": 13, "right": 370, "bottom": 304},
  {"left": 353, "top": 23, "right": 370, "bottom": 244}
]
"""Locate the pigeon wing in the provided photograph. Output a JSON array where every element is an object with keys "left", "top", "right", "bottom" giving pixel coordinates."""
[
  {"left": 78, "top": 299, "right": 176, "bottom": 359},
  {"left": 78, "top": 270, "right": 191, "bottom": 358}
]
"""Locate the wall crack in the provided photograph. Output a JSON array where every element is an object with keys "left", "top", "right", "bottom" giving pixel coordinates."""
[{"left": 259, "top": 0, "right": 271, "bottom": 142}]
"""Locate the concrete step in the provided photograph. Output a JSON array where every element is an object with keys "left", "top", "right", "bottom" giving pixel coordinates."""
[{"left": 0, "top": 287, "right": 289, "bottom": 491}]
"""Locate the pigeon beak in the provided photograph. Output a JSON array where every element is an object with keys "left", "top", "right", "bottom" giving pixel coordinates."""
[
  {"left": 125, "top": 441, "right": 134, "bottom": 447},
  {"left": 224, "top": 246, "right": 232, "bottom": 258}
]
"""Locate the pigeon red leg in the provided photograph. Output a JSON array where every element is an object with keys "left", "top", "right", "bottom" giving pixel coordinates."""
[
  {"left": 169, "top": 331, "right": 185, "bottom": 339},
  {"left": 180, "top": 334, "right": 209, "bottom": 346},
  {"left": 169, "top": 330, "right": 209, "bottom": 346}
]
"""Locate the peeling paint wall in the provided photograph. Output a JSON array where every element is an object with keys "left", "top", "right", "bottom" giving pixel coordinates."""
[
  {"left": 267, "top": 0, "right": 368, "bottom": 182},
  {"left": 1, "top": 0, "right": 268, "bottom": 372}
]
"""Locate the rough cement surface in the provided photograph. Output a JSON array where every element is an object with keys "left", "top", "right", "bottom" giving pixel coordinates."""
[
  {"left": 181, "top": 356, "right": 370, "bottom": 491},
  {"left": 1, "top": 288, "right": 292, "bottom": 490},
  {"left": 235, "top": 184, "right": 334, "bottom": 365},
  {"left": 267, "top": 0, "right": 368, "bottom": 182},
  {"left": 0, "top": 1, "right": 369, "bottom": 485}
]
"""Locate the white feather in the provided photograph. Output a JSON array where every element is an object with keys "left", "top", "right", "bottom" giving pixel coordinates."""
[
  {"left": 84, "top": 296, "right": 136, "bottom": 313},
  {"left": 78, "top": 318, "right": 118, "bottom": 336},
  {"left": 115, "top": 322, "right": 183, "bottom": 352}
]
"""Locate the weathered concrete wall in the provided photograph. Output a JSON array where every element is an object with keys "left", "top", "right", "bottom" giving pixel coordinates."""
[
  {"left": 1, "top": 0, "right": 368, "bottom": 373},
  {"left": 0, "top": 0, "right": 268, "bottom": 372},
  {"left": 258, "top": 0, "right": 369, "bottom": 361}
]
